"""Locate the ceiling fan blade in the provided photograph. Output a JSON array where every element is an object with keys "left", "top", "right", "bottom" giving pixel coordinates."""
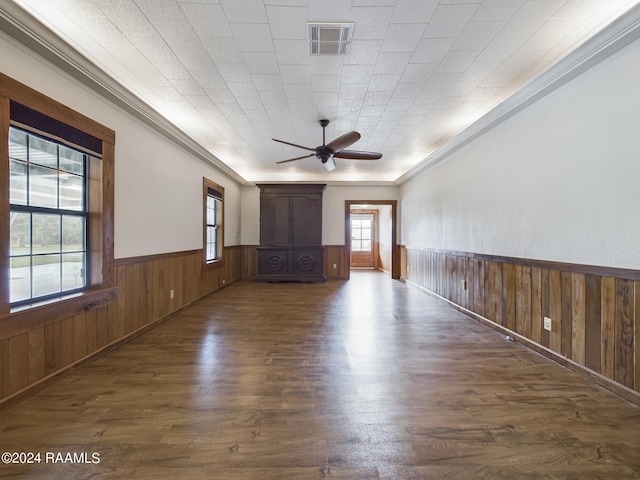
[
  {"left": 325, "top": 131, "right": 360, "bottom": 153},
  {"left": 334, "top": 150, "right": 382, "bottom": 160},
  {"left": 272, "top": 138, "right": 315, "bottom": 152},
  {"left": 275, "top": 153, "right": 315, "bottom": 164}
]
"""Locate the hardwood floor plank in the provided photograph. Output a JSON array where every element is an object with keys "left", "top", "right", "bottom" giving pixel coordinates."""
[{"left": 0, "top": 272, "right": 639, "bottom": 479}]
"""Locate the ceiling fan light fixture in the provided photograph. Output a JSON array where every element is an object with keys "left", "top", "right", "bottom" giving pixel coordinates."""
[
  {"left": 323, "top": 156, "right": 336, "bottom": 171},
  {"left": 308, "top": 23, "right": 353, "bottom": 56}
]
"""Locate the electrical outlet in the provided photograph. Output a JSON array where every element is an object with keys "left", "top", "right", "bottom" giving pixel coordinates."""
[
  {"left": 222, "top": 279, "right": 226, "bottom": 284},
  {"left": 170, "top": 289, "right": 175, "bottom": 299},
  {"left": 333, "top": 263, "right": 337, "bottom": 269},
  {"left": 543, "top": 316, "right": 552, "bottom": 331}
]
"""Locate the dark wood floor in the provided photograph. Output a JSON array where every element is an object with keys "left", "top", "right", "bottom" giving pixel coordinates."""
[{"left": 1, "top": 271, "right": 639, "bottom": 479}]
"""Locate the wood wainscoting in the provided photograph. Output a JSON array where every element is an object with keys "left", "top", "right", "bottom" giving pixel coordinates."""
[
  {"left": 0, "top": 246, "right": 242, "bottom": 406},
  {"left": 402, "top": 247, "right": 640, "bottom": 404}
]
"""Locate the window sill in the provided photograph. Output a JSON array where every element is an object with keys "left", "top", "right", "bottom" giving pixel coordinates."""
[
  {"left": 0, "top": 286, "right": 118, "bottom": 341},
  {"left": 203, "top": 258, "right": 225, "bottom": 270}
]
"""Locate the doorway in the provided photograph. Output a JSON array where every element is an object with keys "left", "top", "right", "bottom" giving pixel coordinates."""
[
  {"left": 350, "top": 211, "right": 378, "bottom": 269},
  {"left": 345, "top": 200, "right": 399, "bottom": 280}
]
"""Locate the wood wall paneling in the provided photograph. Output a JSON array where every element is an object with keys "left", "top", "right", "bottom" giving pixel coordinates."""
[
  {"left": 44, "top": 321, "right": 61, "bottom": 376},
  {"left": 503, "top": 263, "right": 516, "bottom": 330},
  {"left": 60, "top": 317, "right": 74, "bottom": 368},
  {"left": 403, "top": 248, "right": 640, "bottom": 399},
  {"left": 585, "top": 274, "right": 602, "bottom": 372},
  {"left": 8, "top": 332, "right": 29, "bottom": 395},
  {"left": 0, "top": 339, "right": 8, "bottom": 398},
  {"left": 601, "top": 277, "right": 616, "bottom": 379},
  {"left": 0, "top": 246, "right": 243, "bottom": 406},
  {"left": 561, "top": 271, "right": 573, "bottom": 358},
  {"left": 541, "top": 268, "right": 550, "bottom": 348},
  {"left": 615, "top": 278, "right": 634, "bottom": 389},
  {"left": 324, "top": 245, "right": 349, "bottom": 279},
  {"left": 571, "top": 273, "right": 586, "bottom": 366},
  {"left": 635, "top": 280, "right": 640, "bottom": 391},
  {"left": 27, "top": 327, "right": 45, "bottom": 384},
  {"left": 531, "top": 267, "right": 542, "bottom": 344},
  {"left": 549, "top": 269, "right": 562, "bottom": 353}
]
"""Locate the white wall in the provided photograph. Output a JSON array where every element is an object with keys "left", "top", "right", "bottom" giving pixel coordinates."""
[
  {"left": 1, "top": 34, "right": 242, "bottom": 259},
  {"left": 240, "top": 184, "right": 399, "bottom": 245},
  {"left": 400, "top": 39, "right": 640, "bottom": 269},
  {"left": 240, "top": 185, "right": 260, "bottom": 245},
  {"left": 323, "top": 185, "right": 399, "bottom": 245},
  {"left": 377, "top": 204, "right": 392, "bottom": 271}
]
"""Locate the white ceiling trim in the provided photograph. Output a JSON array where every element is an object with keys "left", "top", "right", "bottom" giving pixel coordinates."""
[{"left": 396, "top": 4, "right": 640, "bottom": 184}]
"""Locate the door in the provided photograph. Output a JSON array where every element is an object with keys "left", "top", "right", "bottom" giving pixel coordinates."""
[{"left": 350, "top": 213, "right": 375, "bottom": 268}]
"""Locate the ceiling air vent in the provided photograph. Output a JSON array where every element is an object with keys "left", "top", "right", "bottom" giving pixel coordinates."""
[{"left": 308, "top": 23, "right": 353, "bottom": 56}]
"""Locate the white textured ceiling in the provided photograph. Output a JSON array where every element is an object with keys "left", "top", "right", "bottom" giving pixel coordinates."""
[{"left": 9, "top": 0, "right": 640, "bottom": 183}]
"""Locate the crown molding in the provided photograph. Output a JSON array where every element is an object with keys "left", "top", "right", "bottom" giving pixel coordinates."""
[
  {"left": 395, "top": 4, "right": 640, "bottom": 185},
  {"left": 0, "top": 2, "right": 248, "bottom": 185}
]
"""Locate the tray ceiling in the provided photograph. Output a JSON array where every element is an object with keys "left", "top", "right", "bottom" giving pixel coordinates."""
[{"left": 6, "top": 0, "right": 640, "bottom": 184}]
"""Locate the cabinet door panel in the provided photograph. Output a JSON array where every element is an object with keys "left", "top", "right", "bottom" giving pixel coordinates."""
[{"left": 291, "top": 195, "right": 322, "bottom": 245}]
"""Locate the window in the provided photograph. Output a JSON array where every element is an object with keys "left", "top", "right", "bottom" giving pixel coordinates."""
[
  {"left": 351, "top": 214, "right": 373, "bottom": 252},
  {"left": 1, "top": 72, "right": 115, "bottom": 316},
  {"left": 203, "top": 178, "right": 224, "bottom": 264},
  {"left": 9, "top": 127, "right": 88, "bottom": 304}
]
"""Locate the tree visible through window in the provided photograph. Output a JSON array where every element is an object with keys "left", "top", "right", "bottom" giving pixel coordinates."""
[{"left": 9, "top": 127, "right": 88, "bottom": 304}]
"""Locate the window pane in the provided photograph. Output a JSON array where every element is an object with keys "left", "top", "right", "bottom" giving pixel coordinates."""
[
  {"left": 29, "top": 135, "right": 58, "bottom": 168},
  {"left": 362, "top": 228, "right": 371, "bottom": 240},
  {"left": 353, "top": 228, "right": 362, "bottom": 240},
  {"left": 10, "top": 256, "right": 31, "bottom": 303},
  {"left": 62, "top": 215, "right": 85, "bottom": 252},
  {"left": 8, "top": 127, "right": 90, "bottom": 305},
  {"left": 10, "top": 212, "right": 31, "bottom": 257},
  {"left": 32, "top": 254, "right": 61, "bottom": 297},
  {"left": 29, "top": 164, "right": 58, "bottom": 208},
  {"left": 207, "top": 195, "right": 218, "bottom": 225},
  {"left": 62, "top": 252, "right": 85, "bottom": 290},
  {"left": 9, "top": 128, "right": 28, "bottom": 161},
  {"left": 60, "top": 173, "right": 84, "bottom": 210},
  {"left": 207, "top": 225, "right": 217, "bottom": 261},
  {"left": 59, "top": 145, "right": 84, "bottom": 174},
  {"left": 33, "top": 213, "right": 61, "bottom": 255},
  {"left": 353, "top": 239, "right": 362, "bottom": 251},
  {"left": 352, "top": 219, "right": 361, "bottom": 229},
  {"left": 362, "top": 219, "right": 372, "bottom": 229},
  {"left": 10, "top": 158, "right": 27, "bottom": 205},
  {"left": 362, "top": 240, "right": 371, "bottom": 252}
]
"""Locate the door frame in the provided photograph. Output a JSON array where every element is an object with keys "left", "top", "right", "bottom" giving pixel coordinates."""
[{"left": 344, "top": 200, "right": 399, "bottom": 280}]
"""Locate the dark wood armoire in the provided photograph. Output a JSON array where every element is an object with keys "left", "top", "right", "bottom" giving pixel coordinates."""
[{"left": 255, "top": 183, "right": 326, "bottom": 283}]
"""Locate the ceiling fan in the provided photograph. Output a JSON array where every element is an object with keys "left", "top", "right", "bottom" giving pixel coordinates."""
[{"left": 272, "top": 119, "right": 382, "bottom": 171}]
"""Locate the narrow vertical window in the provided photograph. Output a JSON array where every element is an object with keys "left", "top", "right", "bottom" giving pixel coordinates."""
[
  {"left": 9, "top": 126, "right": 88, "bottom": 304},
  {"left": 203, "top": 178, "right": 224, "bottom": 264}
]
